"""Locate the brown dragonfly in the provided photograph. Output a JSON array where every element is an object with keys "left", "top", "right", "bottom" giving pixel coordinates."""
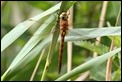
[
  {"left": 25, "top": 12, "right": 106, "bottom": 74},
  {"left": 57, "top": 12, "right": 106, "bottom": 74},
  {"left": 58, "top": 12, "right": 69, "bottom": 74}
]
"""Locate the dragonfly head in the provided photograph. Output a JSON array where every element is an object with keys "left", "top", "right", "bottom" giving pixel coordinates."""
[{"left": 60, "top": 12, "right": 68, "bottom": 20}]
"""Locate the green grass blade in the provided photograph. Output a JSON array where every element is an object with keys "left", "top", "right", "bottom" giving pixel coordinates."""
[
  {"left": 59, "top": 1, "right": 76, "bottom": 13},
  {"left": 1, "top": 15, "right": 55, "bottom": 81},
  {"left": 66, "top": 26, "right": 121, "bottom": 41},
  {"left": 55, "top": 47, "right": 121, "bottom": 81},
  {"left": 1, "top": 2, "right": 61, "bottom": 52}
]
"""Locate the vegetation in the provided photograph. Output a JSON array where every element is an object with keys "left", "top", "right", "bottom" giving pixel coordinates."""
[{"left": 1, "top": 1, "right": 121, "bottom": 81}]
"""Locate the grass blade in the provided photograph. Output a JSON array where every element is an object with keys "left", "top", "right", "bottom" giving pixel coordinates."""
[
  {"left": 55, "top": 47, "right": 121, "bottom": 81},
  {"left": 1, "top": 2, "right": 61, "bottom": 52}
]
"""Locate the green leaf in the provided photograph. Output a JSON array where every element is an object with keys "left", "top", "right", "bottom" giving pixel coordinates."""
[
  {"left": 59, "top": 1, "right": 76, "bottom": 13},
  {"left": 26, "top": 1, "right": 54, "bottom": 10},
  {"left": 1, "top": 2, "right": 61, "bottom": 52},
  {"left": 1, "top": 15, "right": 55, "bottom": 81},
  {"left": 112, "top": 68, "right": 121, "bottom": 81},
  {"left": 90, "top": 63, "right": 106, "bottom": 81},
  {"left": 108, "top": 36, "right": 121, "bottom": 47},
  {"left": 74, "top": 41, "right": 109, "bottom": 54},
  {"left": 55, "top": 47, "right": 121, "bottom": 81},
  {"left": 66, "top": 26, "right": 121, "bottom": 41}
]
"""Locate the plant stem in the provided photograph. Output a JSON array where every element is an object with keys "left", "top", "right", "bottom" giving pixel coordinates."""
[
  {"left": 105, "top": 4, "right": 121, "bottom": 81},
  {"left": 93, "top": 1, "right": 108, "bottom": 57},
  {"left": 67, "top": 6, "right": 73, "bottom": 81},
  {"left": 30, "top": 49, "right": 45, "bottom": 81}
]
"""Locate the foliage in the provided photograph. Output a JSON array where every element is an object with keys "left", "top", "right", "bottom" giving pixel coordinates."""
[{"left": 1, "top": 1, "right": 121, "bottom": 81}]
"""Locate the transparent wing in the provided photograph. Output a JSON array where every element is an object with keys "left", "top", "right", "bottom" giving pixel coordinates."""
[{"left": 24, "top": 19, "right": 107, "bottom": 40}]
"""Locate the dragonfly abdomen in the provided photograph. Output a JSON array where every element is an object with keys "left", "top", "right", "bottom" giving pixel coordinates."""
[{"left": 58, "top": 30, "right": 66, "bottom": 74}]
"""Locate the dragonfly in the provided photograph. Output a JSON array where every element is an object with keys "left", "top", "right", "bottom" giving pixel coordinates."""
[
  {"left": 58, "top": 12, "right": 69, "bottom": 73},
  {"left": 24, "top": 12, "right": 106, "bottom": 74}
]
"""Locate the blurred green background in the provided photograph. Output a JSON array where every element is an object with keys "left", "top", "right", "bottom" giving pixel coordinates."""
[{"left": 1, "top": 1, "right": 121, "bottom": 81}]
